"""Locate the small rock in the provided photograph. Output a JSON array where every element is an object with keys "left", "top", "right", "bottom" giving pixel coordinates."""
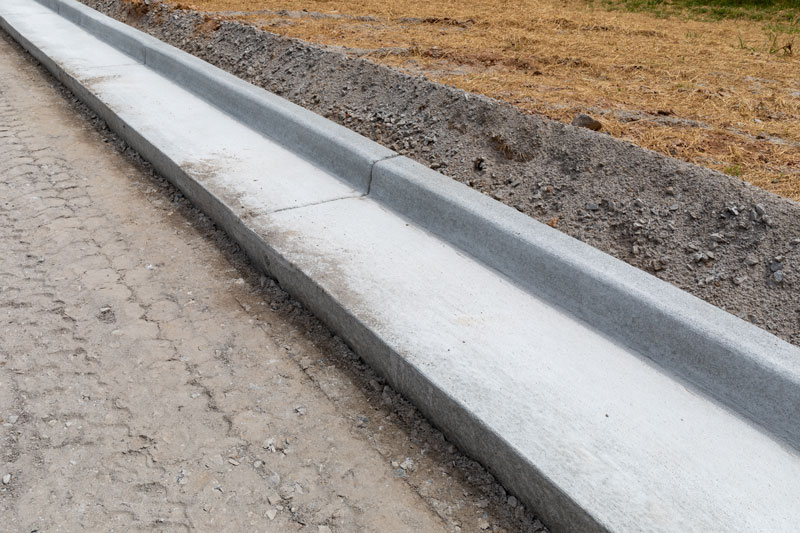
[
  {"left": 268, "top": 493, "right": 282, "bottom": 505},
  {"left": 744, "top": 256, "right": 758, "bottom": 266},
  {"left": 507, "top": 495, "right": 518, "bottom": 508},
  {"left": 790, "top": 238, "right": 800, "bottom": 246},
  {"left": 266, "top": 509, "right": 278, "bottom": 520},
  {"left": 318, "top": 527, "right": 333, "bottom": 533},
  {"left": 770, "top": 262, "right": 783, "bottom": 272},
  {"left": 295, "top": 406, "right": 306, "bottom": 416},
  {"left": 473, "top": 157, "right": 486, "bottom": 171},
  {"left": 2, "top": 473, "right": 11, "bottom": 484},
  {"left": 755, "top": 204, "right": 766, "bottom": 216},
  {"left": 665, "top": 187, "right": 675, "bottom": 196},
  {"left": 774, "top": 271, "right": 784, "bottom": 283},
  {"left": 572, "top": 113, "right": 602, "bottom": 131},
  {"left": 253, "top": 460, "right": 263, "bottom": 469},
  {"left": 228, "top": 458, "right": 240, "bottom": 466},
  {"left": 7, "top": 415, "right": 18, "bottom": 424},
  {"left": 586, "top": 202, "right": 599, "bottom": 211},
  {"left": 399, "top": 458, "right": 415, "bottom": 471},
  {"left": 478, "top": 519, "right": 491, "bottom": 530},
  {"left": 669, "top": 204, "right": 679, "bottom": 211}
]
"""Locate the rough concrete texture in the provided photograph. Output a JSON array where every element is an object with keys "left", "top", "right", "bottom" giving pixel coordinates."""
[
  {"left": 79, "top": 0, "right": 800, "bottom": 346},
  {"left": 0, "top": 28, "right": 549, "bottom": 533}
]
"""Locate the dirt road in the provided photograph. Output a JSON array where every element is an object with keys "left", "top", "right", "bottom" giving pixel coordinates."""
[{"left": 0, "top": 31, "right": 544, "bottom": 533}]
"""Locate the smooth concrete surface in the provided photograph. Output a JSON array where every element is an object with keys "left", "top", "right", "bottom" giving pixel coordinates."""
[
  {"left": 372, "top": 156, "right": 800, "bottom": 451},
  {"left": 3, "top": 1, "right": 800, "bottom": 531}
]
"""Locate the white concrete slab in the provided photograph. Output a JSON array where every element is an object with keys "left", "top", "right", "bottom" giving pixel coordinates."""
[
  {"left": 0, "top": 9, "right": 138, "bottom": 69},
  {"left": 0, "top": 7, "right": 361, "bottom": 214},
  {"left": 256, "top": 196, "right": 800, "bottom": 532},
  {"left": 0, "top": 0, "right": 52, "bottom": 15}
]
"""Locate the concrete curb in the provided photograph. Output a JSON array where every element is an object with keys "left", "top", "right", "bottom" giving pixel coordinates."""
[
  {"left": 52, "top": 0, "right": 396, "bottom": 192},
  {"left": 371, "top": 156, "right": 800, "bottom": 450},
  {"left": 3, "top": 1, "right": 800, "bottom": 530}
]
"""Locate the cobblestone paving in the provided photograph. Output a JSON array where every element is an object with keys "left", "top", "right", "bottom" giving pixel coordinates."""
[{"left": 0, "top": 31, "right": 547, "bottom": 533}]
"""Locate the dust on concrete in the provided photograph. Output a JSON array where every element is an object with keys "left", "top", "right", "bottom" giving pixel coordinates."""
[
  {"left": 82, "top": 0, "right": 799, "bottom": 345},
  {"left": 0, "top": 30, "right": 546, "bottom": 533}
]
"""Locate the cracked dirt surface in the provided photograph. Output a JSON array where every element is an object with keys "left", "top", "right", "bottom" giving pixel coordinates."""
[{"left": 0, "top": 31, "right": 547, "bottom": 533}]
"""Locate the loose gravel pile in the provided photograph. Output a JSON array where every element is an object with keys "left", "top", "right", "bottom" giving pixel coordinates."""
[{"left": 83, "top": 0, "right": 800, "bottom": 346}]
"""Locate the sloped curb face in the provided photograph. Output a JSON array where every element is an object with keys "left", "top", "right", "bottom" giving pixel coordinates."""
[{"left": 3, "top": 1, "right": 800, "bottom": 531}]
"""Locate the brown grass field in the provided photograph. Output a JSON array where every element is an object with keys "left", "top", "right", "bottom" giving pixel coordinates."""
[{"left": 161, "top": 0, "right": 798, "bottom": 199}]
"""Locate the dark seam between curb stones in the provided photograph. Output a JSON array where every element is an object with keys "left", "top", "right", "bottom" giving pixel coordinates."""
[{"left": 366, "top": 153, "right": 401, "bottom": 196}]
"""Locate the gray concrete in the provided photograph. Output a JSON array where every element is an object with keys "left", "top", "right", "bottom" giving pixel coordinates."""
[
  {"left": 46, "top": 0, "right": 395, "bottom": 192},
  {"left": 3, "top": 0, "right": 800, "bottom": 531},
  {"left": 372, "top": 156, "right": 800, "bottom": 450}
]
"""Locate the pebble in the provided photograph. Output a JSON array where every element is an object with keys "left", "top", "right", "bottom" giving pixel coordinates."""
[
  {"left": 744, "top": 256, "right": 758, "bottom": 266},
  {"left": 268, "top": 493, "right": 281, "bottom": 505},
  {"left": 8, "top": 415, "right": 18, "bottom": 424},
  {"left": 228, "top": 458, "right": 240, "bottom": 466},
  {"left": 769, "top": 262, "right": 783, "bottom": 272},
  {"left": 507, "top": 495, "right": 518, "bottom": 508},
  {"left": 571, "top": 113, "right": 602, "bottom": 131},
  {"left": 318, "top": 527, "right": 332, "bottom": 533},
  {"left": 755, "top": 204, "right": 766, "bottom": 216},
  {"left": 774, "top": 271, "right": 784, "bottom": 283},
  {"left": 266, "top": 509, "right": 277, "bottom": 520},
  {"left": 586, "top": 202, "right": 599, "bottom": 211},
  {"left": 2, "top": 473, "right": 11, "bottom": 485},
  {"left": 478, "top": 519, "right": 491, "bottom": 530},
  {"left": 399, "top": 457, "right": 415, "bottom": 471}
]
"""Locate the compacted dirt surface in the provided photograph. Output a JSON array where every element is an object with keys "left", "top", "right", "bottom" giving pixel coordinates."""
[
  {"left": 82, "top": 0, "right": 800, "bottom": 346},
  {"left": 0, "top": 32, "right": 547, "bottom": 533}
]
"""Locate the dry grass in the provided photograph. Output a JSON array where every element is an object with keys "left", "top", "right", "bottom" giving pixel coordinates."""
[{"left": 164, "top": 0, "right": 799, "bottom": 199}]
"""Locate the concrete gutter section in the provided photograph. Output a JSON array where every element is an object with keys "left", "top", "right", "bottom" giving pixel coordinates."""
[
  {"left": 2, "top": 0, "right": 799, "bottom": 531},
  {"left": 46, "top": 0, "right": 396, "bottom": 192},
  {"left": 371, "top": 156, "right": 800, "bottom": 450}
]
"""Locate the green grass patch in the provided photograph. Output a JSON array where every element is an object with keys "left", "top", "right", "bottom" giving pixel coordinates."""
[
  {"left": 725, "top": 164, "right": 744, "bottom": 177},
  {"left": 596, "top": 0, "right": 799, "bottom": 22}
]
